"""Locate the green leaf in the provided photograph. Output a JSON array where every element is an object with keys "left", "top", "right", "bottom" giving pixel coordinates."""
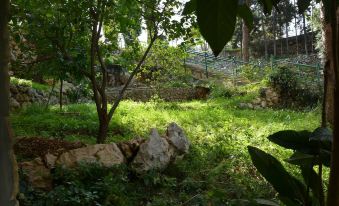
[
  {"left": 248, "top": 146, "right": 307, "bottom": 205},
  {"left": 267, "top": 130, "right": 316, "bottom": 153},
  {"left": 285, "top": 152, "right": 316, "bottom": 166},
  {"left": 237, "top": 3, "right": 254, "bottom": 30},
  {"left": 300, "top": 165, "right": 323, "bottom": 201},
  {"left": 319, "top": 149, "right": 331, "bottom": 167},
  {"left": 196, "top": 0, "right": 238, "bottom": 56},
  {"left": 182, "top": 0, "right": 196, "bottom": 15},
  {"left": 309, "top": 127, "right": 332, "bottom": 152}
]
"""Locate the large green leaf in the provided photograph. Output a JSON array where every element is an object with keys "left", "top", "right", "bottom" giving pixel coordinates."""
[
  {"left": 320, "top": 149, "right": 331, "bottom": 167},
  {"left": 267, "top": 130, "right": 317, "bottom": 153},
  {"left": 285, "top": 152, "right": 316, "bottom": 166},
  {"left": 182, "top": 0, "right": 196, "bottom": 15},
  {"left": 196, "top": 0, "right": 238, "bottom": 56},
  {"left": 300, "top": 165, "right": 323, "bottom": 202},
  {"left": 309, "top": 127, "right": 333, "bottom": 151},
  {"left": 237, "top": 3, "right": 254, "bottom": 30},
  {"left": 248, "top": 146, "right": 307, "bottom": 205}
]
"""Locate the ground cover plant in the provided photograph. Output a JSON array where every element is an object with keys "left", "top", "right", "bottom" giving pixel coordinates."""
[{"left": 12, "top": 93, "right": 321, "bottom": 205}]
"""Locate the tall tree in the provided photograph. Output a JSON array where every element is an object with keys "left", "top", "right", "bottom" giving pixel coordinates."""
[
  {"left": 87, "top": 0, "right": 188, "bottom": 143},
  {"left": 0, "top": 0, "right": 19, "bottom": 205},
  {"left": 242, "top": 0, "right": 251, "bottom": 62}
]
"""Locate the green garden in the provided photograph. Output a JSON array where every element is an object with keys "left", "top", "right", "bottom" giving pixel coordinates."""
[{"left": 1, "top": 0, "right": 339, "bottom": 205}]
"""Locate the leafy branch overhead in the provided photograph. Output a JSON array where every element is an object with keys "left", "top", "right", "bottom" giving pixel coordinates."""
[{"left": 182, "top": 0, "right": 322, "bottom": 56}]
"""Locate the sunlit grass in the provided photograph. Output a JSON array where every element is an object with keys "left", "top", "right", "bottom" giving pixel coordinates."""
[{"left": 11, "top": 96, "right": 321, "bottom": 202}]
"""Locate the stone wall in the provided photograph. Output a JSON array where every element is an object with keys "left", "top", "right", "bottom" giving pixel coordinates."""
[
  {"left": 9, "top": 83, "right": 90, "bottom": 110},
  {"left": 106, "top": 86, "right": 210, "bottom": 102},
  {"left": 9, "top": 84, "right": 58, "bottom": 110}
]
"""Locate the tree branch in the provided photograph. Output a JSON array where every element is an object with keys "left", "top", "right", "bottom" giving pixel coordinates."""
[{"left": 107, "top": 34, "right": 157, "bottom": 120}]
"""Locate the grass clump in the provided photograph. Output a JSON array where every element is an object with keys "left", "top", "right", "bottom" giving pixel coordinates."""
[{"left": 10, "top": 77, "right": 50, "bottom": 91}]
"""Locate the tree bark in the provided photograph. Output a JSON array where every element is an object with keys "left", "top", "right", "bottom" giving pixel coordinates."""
[
  {"left": 59, "top": 79, "right": 63, "bottom": 110},
  {"left": 242, "top": 0, "right": 250, "bottom": 62},
  {"left": 0, "top": 0, "right": 19, "bottom": 205},
  {"left": 285, "top": 23, "right": 289, "bottom": 56},
  {"left": 262, "top": 20, "right": 268, "bottom": 59},
  {"left": 293, "top": 0, "right": 299, "bottom": 55},
  {"left": 97, "top": 114, "right": 109, "bottom": 143},
  {"left": 326, "top": 4, "right": 339, "bottom": 206},
  {"left": 273, "top": 9, "right": 277, "bottom": 56},
  {"left": 303, "top": 13, "right": 308, "bottom": 55}
]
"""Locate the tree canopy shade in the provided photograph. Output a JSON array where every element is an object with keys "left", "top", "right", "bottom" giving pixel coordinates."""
[{"left": 183, "top": 0, "right": 338, "bottom": 205}]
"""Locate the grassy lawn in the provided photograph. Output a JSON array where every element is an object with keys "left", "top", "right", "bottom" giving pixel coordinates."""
[{"left": 12, "top": 96, "right": 321, "bottom": 205}]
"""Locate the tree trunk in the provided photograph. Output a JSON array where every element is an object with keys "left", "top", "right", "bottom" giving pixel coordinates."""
[
  {"left": 97, "top": 114, "right": 109, "bottom": 143},
  {"left": 59, "top": 78, "right": 63, "bottom": 110},
  {"left": 326, "top": 4, "right": 339, "bottom": 206},
  {"left": 294, "top": 0, "right": 299, "bottom": 55},
  {"left": 321, "top": 7, "right": 335, "bottom": 126},
  {"left": 273, "top": 10, "right": 277, "bottom": 56},
  {"left": 263, "top": 21, "right": 268, "bottom": 59},
  {"left": 303, "top": 13, "right": 308, "bottom": 55},
  {"left": 0, "top": 0, "right": 19, "bottom": 205},
  {"left": 242, "top": 0, "right": 250, "bottom": 62},
  {"left": 286, "top": 23, "right": 289, "bottom": 56}
]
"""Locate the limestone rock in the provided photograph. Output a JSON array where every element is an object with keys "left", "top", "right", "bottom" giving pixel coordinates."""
[
  {"left": 238, "top": 103, "right": 247, "bottom": 109},
  {"left": 20, "top": 158, "right": 52, "bottom": 190},
  {"left": 10, "top": 84, "right": 18, "bottom": 94},
  {"left": 166, "top": 123, "right": 190, "bottom": 154},
  {"left": 43, "top": 153, "right": 58, "bottom": 169},
  {"left": 117, "top": 138, "right": 145, "bottom": 162},
  {"left": 10, "top": 98, "right": 20, "bottom": 109},
  {"left": 131, "top": 129, "right": 173, "bottom": 173},
  {"left": 56, "top": 144, "right": 125, "bottom": 168}
]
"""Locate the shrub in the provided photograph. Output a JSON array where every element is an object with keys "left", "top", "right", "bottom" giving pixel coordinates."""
[
  {"left": 268, "top": 66, "right": 322, "bottom": 108},
  {"left": 238, "top": 65, "right": 273, "bottom": 82},
  {"left": 209, "top": 83, "right": 238, "bottom": 99}
]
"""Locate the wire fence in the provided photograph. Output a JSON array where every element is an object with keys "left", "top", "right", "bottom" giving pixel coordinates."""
[{"left": 184, "top": 49, "right": 324, "bottom": 88}]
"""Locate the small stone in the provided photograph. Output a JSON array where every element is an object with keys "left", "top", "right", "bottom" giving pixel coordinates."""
[
  {"left": 247, "top": 103, "right": 254, "bottom": 109},
  {"left": 10, "top": 98, "right": 20, "bottom": 109},
  {"left": 10, "top": 84, "right": 18, "bottom": 94},
  {"left": 261, "top": 101, "right": 267, "bottom": 108},
  {"left": 238, "top": 103, "right": 247, "bottom": 109}
]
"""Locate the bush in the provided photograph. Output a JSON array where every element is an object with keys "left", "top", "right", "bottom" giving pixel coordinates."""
[
  {"left": 238, "top": 65, "right": 273, "bottom": 82},
  {"left": 209, "top": 83, "right": 238, "bottom": 99},
  {"left": 268, "top": 66, "right": 322, "bottom": 107},
  {"left": 20, "top": 164, "right": 135, "bottom": 206}
]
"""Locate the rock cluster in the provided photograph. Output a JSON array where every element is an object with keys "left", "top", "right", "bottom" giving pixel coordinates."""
[
  {"left": 9, "top": 82, "right": 91, "bottom": 110},
  {"left": 239, "top": 87, "right": 280, "bottom": 109},
  {"left": 19, "top": 123, "right": 190, "bottom": 190},
  {"left": 9, "top": 84, "right": 52, "bottom": 110},
  {"left": 107, "top": 86, "right": 210, "bottom": 102}
]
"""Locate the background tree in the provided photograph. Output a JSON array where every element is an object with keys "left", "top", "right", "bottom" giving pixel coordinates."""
[
  {"left": 86, "top": 0, "right": 190, "bottom": 143},
  {"left": 0, "top": 0, "right": 19, "bottom": 205},
  {"left": 242, "top": 0, "right": 251, "bottom": 62}
]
